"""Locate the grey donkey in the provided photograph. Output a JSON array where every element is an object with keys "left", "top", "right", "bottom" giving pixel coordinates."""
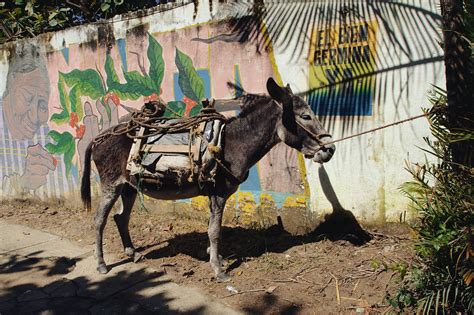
[{"left": 81, "top": 78, "right": 336, "bottom": 282}]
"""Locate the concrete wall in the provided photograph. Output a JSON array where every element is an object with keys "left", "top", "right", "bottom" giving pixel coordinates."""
[{"left": 0, "top": 0, "right": 444, "bottom": 224}]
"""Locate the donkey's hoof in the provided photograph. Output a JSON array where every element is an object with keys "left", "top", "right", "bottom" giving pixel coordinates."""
[
  {"left": 133, "top": 252, "right": 143, "bottom": 263},
  {"left": 97, "top": 264, "right": 108, "bottom": 274},
  {"left": 216, "top": 272, "right": 231, "bottom": 283}
]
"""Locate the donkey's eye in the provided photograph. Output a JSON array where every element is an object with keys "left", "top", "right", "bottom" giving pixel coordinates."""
[{"left": 300, "top": 114, "right": 311, "bottom": 120}]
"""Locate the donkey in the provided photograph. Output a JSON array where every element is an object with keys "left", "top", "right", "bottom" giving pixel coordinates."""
[{"left": 81, "top": 78, "right": 336, "bottom": 282}]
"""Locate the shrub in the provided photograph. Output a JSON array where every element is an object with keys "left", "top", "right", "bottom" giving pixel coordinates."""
[{"left": 392, "top": 88, "right": 474, "bottom": 313}]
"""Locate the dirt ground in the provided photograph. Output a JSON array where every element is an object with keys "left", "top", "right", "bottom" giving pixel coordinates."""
[{"left": 0, "top": 198, "right": 415, "bottom": 314}]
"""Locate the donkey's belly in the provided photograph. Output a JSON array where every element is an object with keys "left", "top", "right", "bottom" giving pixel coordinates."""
[{"left": 139, "top": 183, "right": 202, "bottom": 200}]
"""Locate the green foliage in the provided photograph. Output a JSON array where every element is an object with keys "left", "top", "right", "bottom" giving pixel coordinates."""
[
  {"left": 104, "top": 54, "right": 141, "bottom": 100},
  {"left": 163, "top": 101, "right": 186, "bottom": 117},
  {"left": 0, "top": 1, "right": 71, "bottom": 43},
  {"left": 0, "top": 1, "right": 171, "bottom": 44},
  {"left": 189, "top": 103, "right": 203, "bottom": 116},
  {"left": 175, "top": 48, "right": 205, "bottom": 103},
  {"left": 45, "top": 130, "right": 75, "bottom": 175},
  {"left": 61, "top": 70, "right": 106, "bottom": 99},
  {"left": 147, "top": 35, "right": 165, "bottom": 93},
  {"left": 50, "top": 75, "right": 71, "bottom": 125},
  {"left": 394, "top": 89, "right": 474, "bottom": 314},
  {"left": 69, "top": 86, "right": 83, "bottom": 120},
  {"left": 122, "top": 70, "right": 155, "bottom": 96}
]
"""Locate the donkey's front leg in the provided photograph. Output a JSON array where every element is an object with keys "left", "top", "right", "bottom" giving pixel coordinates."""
[{"left": 208, "top": 195, "right": 230, "bottom": 282}]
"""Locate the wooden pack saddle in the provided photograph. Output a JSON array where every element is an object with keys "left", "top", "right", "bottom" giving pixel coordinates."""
[{"left": 126, "top": 117, "right": 225, "bottom": 187}]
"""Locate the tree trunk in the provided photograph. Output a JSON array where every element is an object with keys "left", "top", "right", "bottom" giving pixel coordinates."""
[{"left": 440, "top": 0, "right": 473, "bottom": 167}]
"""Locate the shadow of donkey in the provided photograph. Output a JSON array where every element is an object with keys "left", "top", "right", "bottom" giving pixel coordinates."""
[{"left": 145, "top": 165, "right": 372, "bottom": 270}]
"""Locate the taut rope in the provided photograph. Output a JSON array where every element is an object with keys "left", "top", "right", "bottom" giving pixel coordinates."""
[
  {"left": 322, "top": 112, "right": 429, "bottom": 147},
  {"left": 272, "top": 100, "right": 430, "bottom": 148}
]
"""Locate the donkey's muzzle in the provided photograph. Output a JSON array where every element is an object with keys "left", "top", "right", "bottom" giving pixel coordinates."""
[{"left": 313, "top": 136, "right": 336, "bottom": 164}]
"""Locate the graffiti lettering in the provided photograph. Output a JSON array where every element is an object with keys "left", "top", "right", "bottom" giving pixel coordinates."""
[{"left": 308, "top": 20, "right": 378, "bottom": 116}]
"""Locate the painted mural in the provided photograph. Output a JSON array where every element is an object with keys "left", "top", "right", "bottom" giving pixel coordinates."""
[
  {"left": 308, "top": 20, "right": 378, "bottom": 116},
  {"left": 0, "top": 43, "right": 61, "bottom": 197},
  {"left": 0, "top": 21, "right": 307, "bottom": 213}
]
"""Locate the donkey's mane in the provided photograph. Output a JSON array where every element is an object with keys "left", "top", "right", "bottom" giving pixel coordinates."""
[{"left": 226, "top": 93, "right": 272, "bottom": 123}]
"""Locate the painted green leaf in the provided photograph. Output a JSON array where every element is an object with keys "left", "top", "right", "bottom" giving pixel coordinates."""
[
  {"left": 69, "top": 86, "right": 83, "bottom": 120},
  {"left": 63, "top": 140, "right": 76, "bottom": 176},
  {"left": 105, "top": 54, "right": 121, "bottom": 90},
  {"left": 189, "top": 104, "right": 203, "bottom": 117},
  {"left": 58, "top": 74, "right": 70, "bottom": 113},
  {"left": 123, "top": 70, "right": 155, "bottom": 96},
  {"left": 46, "top": 130, "right": 74, "bottom": 153},
  {"left": 109, "top": 88, "right": 141, "bottom": 101},
  {"left": 47, "top": 130, "right": 63, "bottom": 143},
  {"left": 45, "top": 130, "right": 75, "bottom": 175},
  {"left": 163, "top": 101, "right": 185, "bottom": 118},
  {"left": 44, "top": 143, "right": 56, "bottom": 154},
  {"left": 105, "top": 54, "right": 142, "bottom": 100},
  {"left": 61, "top": 69, "right": 106, "bottom": 99},
  {"left": 175, "top": 48, "right": 204, "bottom": 103},
  {"left": 50, "top": 111, "right": 69, "bottom": 124},
  {"left": 147, "top": 34, "right": 164, "bottom": 92}
]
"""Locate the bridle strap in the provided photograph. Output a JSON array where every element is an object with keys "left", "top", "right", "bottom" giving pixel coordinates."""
[{"left": 272, "top": 100, "right": 331, "bottom": 146}]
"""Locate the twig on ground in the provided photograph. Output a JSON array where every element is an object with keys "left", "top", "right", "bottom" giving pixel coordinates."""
[
  {"left": 371, "top": 231, "right": 411, "bottom": 241},
  {"left": 295, "top": 276, "right": 317, "bottom": 285},
  {"left": 291, "top": 265, "right": 310, "bottom": 278},
  {"left": 317, "top": 277, "right": 333, "bottom": 294},
  {"left": 160, "top": 262, "right": 177, "bottom": 267},
  {"left": 273, "top": 278, "right": 302, "bottom": 284},
  {"left": 352, "top": 279, "right": 360, "bottom": 294},
  {"left": 222, "top": 288, "right": 267, "bottom": 298},
  {"left": 381, "top": 305, "right": 394, "bottom": 314},
  {"left": 340, "top": 296, "right": 365, "bottom": 302},
  {"left": 329, "top": 272, "right": 340, "bottom": 305}
]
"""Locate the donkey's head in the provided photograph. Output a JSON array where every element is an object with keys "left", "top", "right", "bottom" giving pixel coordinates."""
[{"left": 267, "top": 78, "right": 335, "bottom": 163}]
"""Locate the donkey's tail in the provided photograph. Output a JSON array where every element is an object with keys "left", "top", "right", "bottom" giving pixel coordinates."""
[{"left": 81, "top": 142, "right": 93, "bottom": 211}]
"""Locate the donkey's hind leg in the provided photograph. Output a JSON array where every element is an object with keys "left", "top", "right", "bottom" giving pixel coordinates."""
[
  {"left": 95, "top": 183, "right": 122, "bottom": 274},
  {"left": 113, "top": 183, "right": 141, "bottom": 262}
]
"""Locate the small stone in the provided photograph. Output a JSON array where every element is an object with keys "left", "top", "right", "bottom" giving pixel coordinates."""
[
  {"left": 266, "top": 285, "right": 278, "bottom": 294},
  {"left": 356, "top": 307, "right": 365, "bottom": 313},
  {"left": 226, "top": 285, "right": 238, "bottom": 294}
]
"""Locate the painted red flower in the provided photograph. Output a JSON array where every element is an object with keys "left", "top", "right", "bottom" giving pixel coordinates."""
[
  {"left": 52, "top": 157, "right": 58, "bottom": 167},
  {"left": 105, "top": 92, "right": 120, "bottom": 106},
  {"left": 69, "top": 112, "right": 78, "bottom": 128},
  {"left": 144, "top": 92, "right": 159, "bottom": 102},
  {"left": 75, "top": 124, "right": 85, "bottom": 139},
  {"left": 182, "top": 96, "right": 197, "bottom": 107},
  {"left": 182, "top": 96, "right": 198, "bottom": 117}
]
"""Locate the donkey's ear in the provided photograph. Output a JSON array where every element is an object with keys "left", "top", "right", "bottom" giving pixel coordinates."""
[{"left": 267, "top": 78, "right": 291, "bottom": 104}]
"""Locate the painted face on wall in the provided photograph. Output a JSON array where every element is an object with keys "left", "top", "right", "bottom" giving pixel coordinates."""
[{"left": 3, "top": 65, "right": 50, "bottom": 140}]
